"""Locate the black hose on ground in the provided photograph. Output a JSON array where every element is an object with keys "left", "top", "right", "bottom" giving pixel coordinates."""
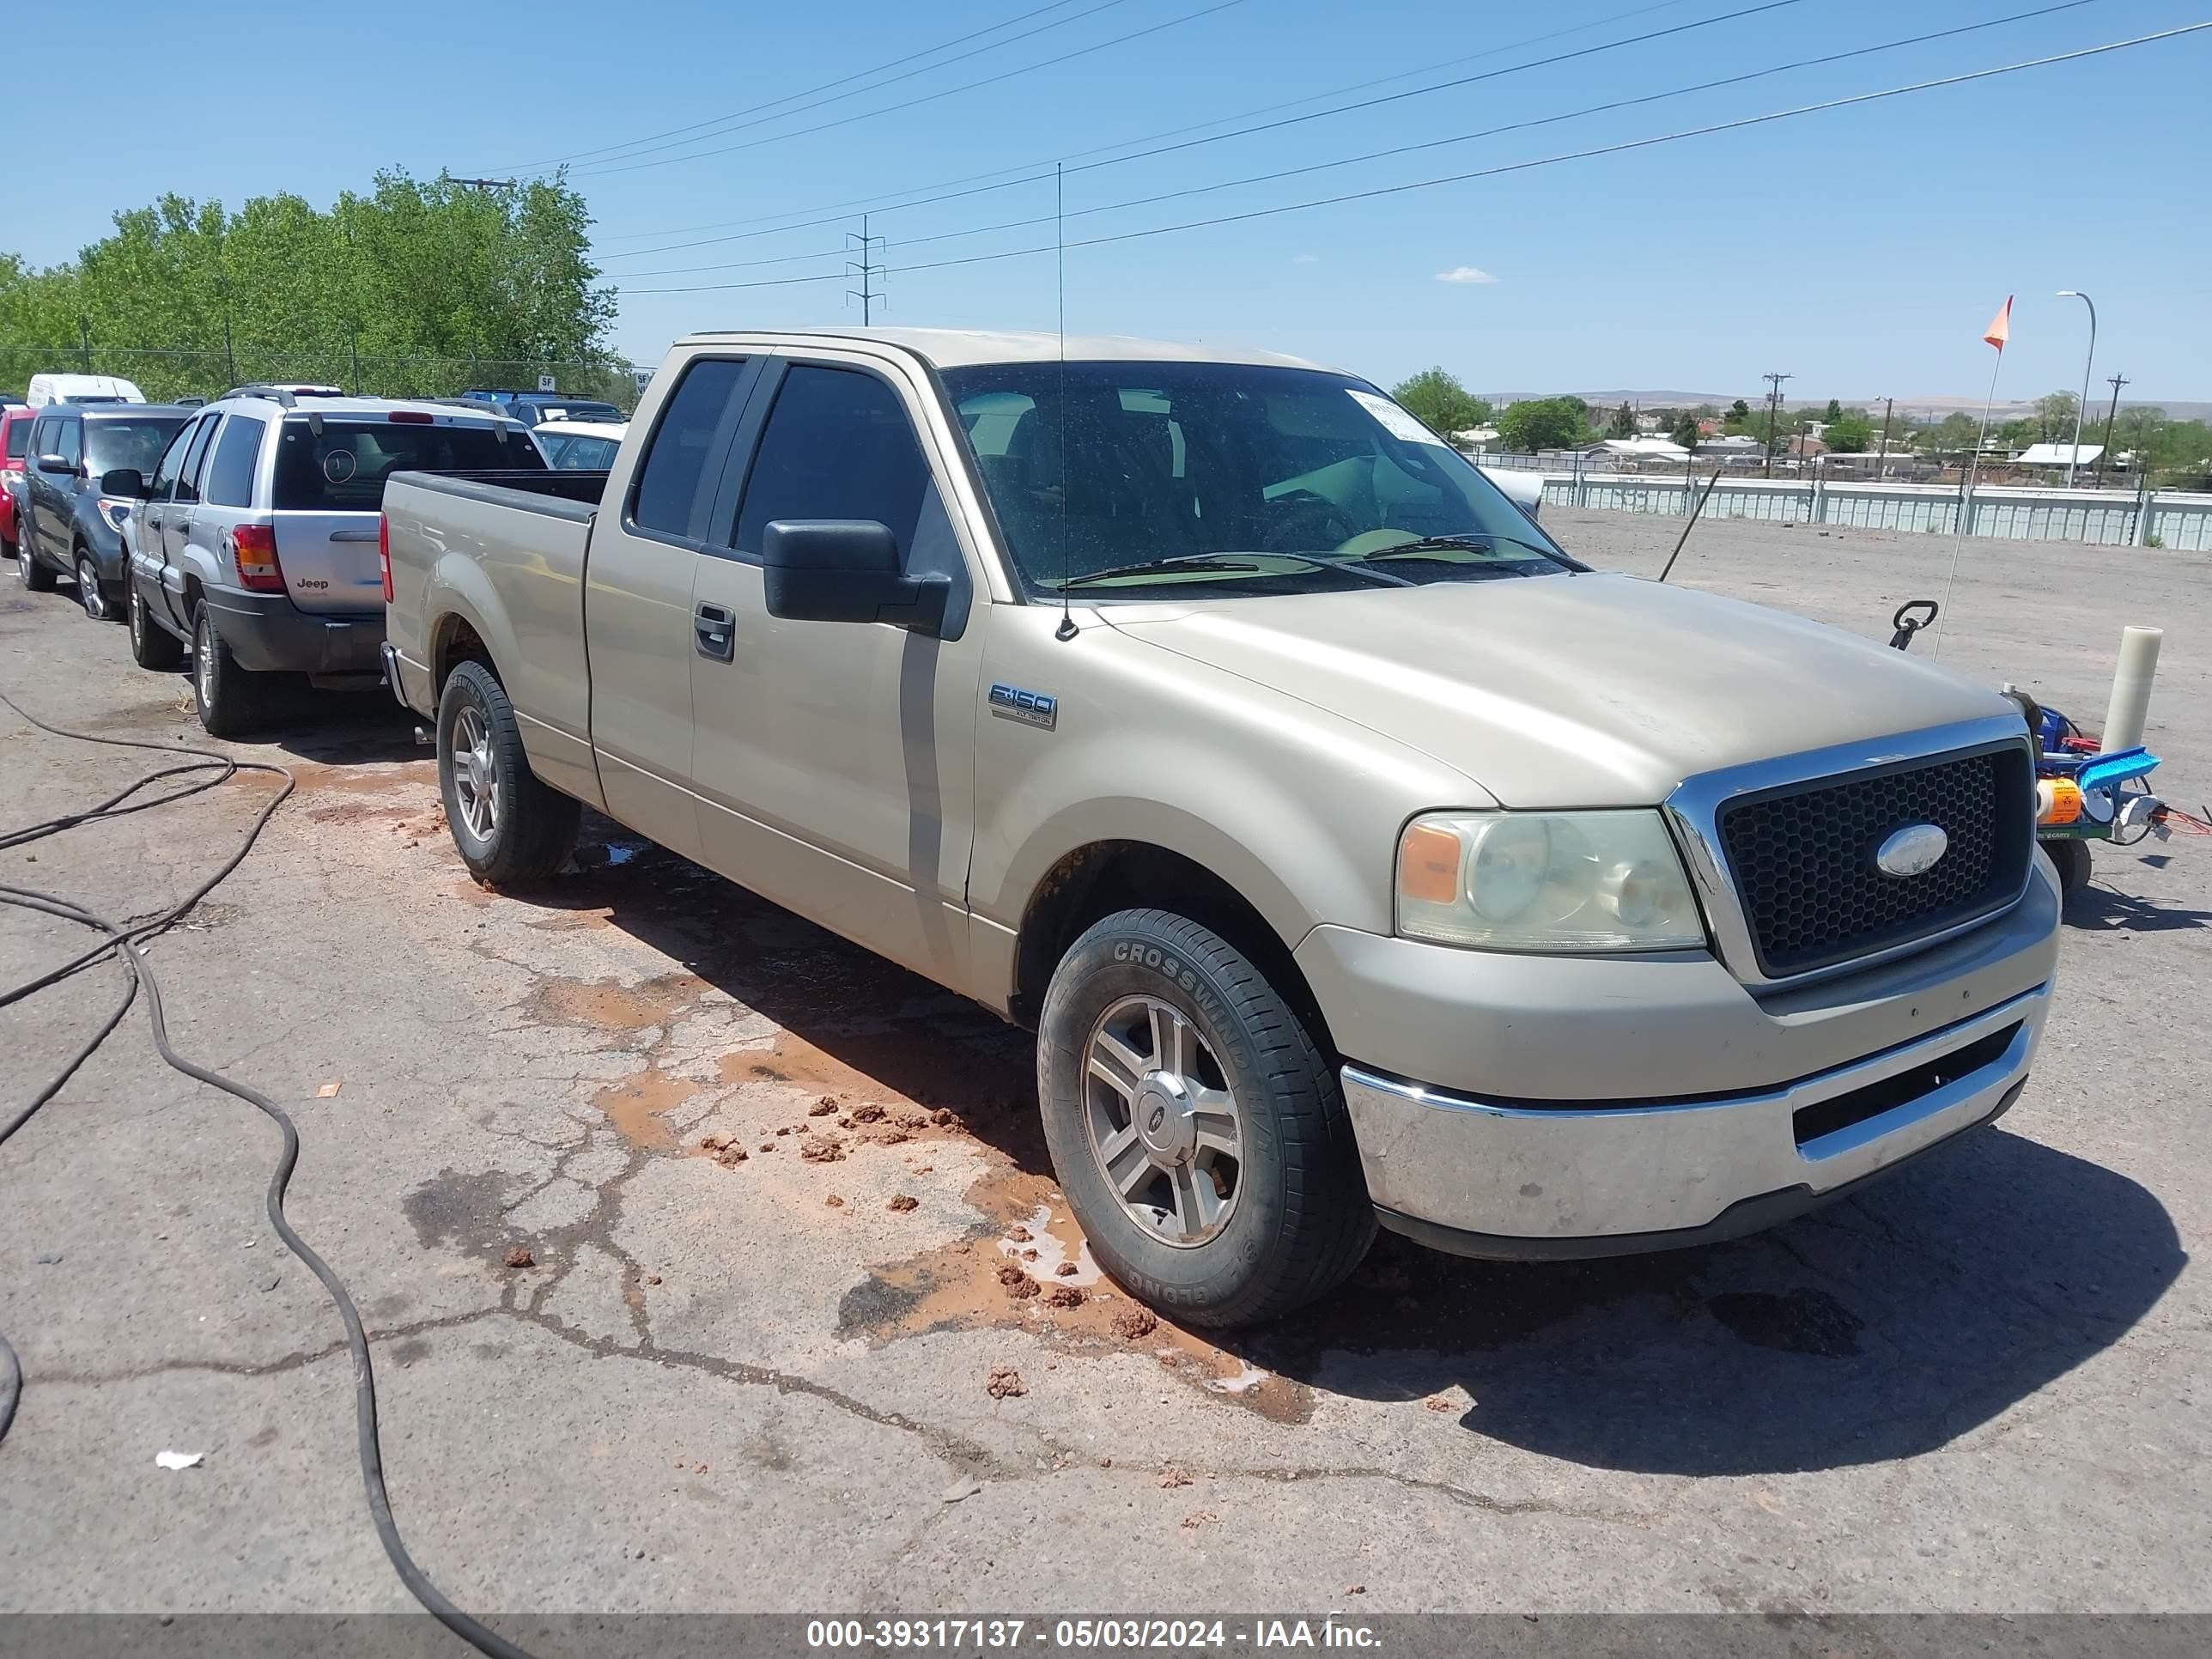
[{"left": 0, "top": 688, "right": 536, "bottom": 1659}]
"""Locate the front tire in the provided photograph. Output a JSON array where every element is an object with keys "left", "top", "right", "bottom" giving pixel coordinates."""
[
  {"left": 17, "top": 537, "right": 54, "bottom": 592},
  {"left": 437, "top": 659, "right": 580, "bottom": 887},
  {"left": 191, "top": 605, "right": 271, "bottom": 738},
  {"left": 1037, "top": 908, "right": 1373, "bottom": 1328},
  {"left": 2044, "top": 837, "right": 2093, "bottom": 905},
  {"left": 76, "top": 550, "right": 117, "bottom": 622},
  {"left": 129, "top": 583, "right": 185, "bottom": 670}
]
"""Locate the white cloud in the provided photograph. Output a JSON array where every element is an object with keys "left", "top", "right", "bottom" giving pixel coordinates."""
[
  {"left": 1291, "top": 252, "right": 1321, "bottom": 264},
  {"left": 1434, "top": 265, "right": 1499, "bottom": 285}
]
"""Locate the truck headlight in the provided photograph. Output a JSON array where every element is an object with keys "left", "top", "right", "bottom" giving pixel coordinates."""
[{"left": 1396, "top": 810, "right": 1705, "bottom": 951}]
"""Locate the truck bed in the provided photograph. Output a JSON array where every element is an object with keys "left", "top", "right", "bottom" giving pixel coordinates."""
[{"left": 381, "top": 469, "right": 610, "bottom": 806}]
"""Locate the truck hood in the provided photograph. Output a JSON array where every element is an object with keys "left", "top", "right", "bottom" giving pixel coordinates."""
[{"left": 1103, "top": 573, "right": 2013, "bottom": 807}]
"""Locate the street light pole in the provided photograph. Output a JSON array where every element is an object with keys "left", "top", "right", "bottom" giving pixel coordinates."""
[{"left": 2057, "top": 289, "right": 2096, "bottom": 487}]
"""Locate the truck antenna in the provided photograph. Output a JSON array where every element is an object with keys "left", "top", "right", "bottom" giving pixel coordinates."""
[{"left": 1054, "top": 161, "right": 1077, "bottom": 642}]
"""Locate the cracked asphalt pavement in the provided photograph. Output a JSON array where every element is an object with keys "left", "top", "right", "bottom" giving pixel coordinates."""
[{"left": 2, "top": 510, "right": 2207, "bottom": 1618}]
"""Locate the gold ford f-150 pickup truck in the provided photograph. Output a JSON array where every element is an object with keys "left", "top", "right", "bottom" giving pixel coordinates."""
[{"left": 380, "top": 328, "right": 2059, "bottom": 1327}]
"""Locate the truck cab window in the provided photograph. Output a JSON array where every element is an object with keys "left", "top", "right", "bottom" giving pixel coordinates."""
[
  {"left": 631, "top": 357, "right": 747, "bottom": 541},
  {"left": 732, "top": 365, "right": 929, "bottom": 557}
]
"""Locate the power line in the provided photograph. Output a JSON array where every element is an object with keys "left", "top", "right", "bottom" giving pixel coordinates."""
[
  {"left": 591, "top": 0, "right": 1698, "bottom": 243},
  {"left": 619, "top": 24, "right": 2211, "bottom": 295},
  {"left": 594, "top": 0, "right": 1807, "bottom": 254},
  {"left": 573, "top": 0, "right": 1253, "bottom": 179},
  {"left": 483, "top": 0, "right": 1118, "bottom": 176},
  {"left": 611, "top": 2, "right": 2100, "bottom": 282}
]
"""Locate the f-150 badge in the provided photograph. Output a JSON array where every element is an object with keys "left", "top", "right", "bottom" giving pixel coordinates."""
[{"left": 988, "top": 683, "right": 1057, "bottom": 730}]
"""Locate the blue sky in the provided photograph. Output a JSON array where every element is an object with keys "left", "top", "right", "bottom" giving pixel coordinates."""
[{"left": 7, "top": 0, "right": 2210, "bottom": 404}]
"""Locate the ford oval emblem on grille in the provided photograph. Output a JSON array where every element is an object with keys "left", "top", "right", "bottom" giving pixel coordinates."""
[{"left": 1875, "top": 823, "right": 1948, "bottom": 878}]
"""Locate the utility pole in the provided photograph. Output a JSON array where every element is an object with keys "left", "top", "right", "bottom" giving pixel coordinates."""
[
  {"left": 1876, "top": 396, "right": 1894, "bottom": 481},
  {"left": 2097, "top": 373, "right": 2128, "bottom": 485},
  {"left": 78, "top": 316, "right": 93, "bottom": 374},
  {"left": 846, "top": 215, "right": 887, "bottom": 325},
  {"left": 1762, "top": 371, "right": 1791, "bottom": 478},
  {"left": 450, "top": 178, "right": 517, "bottom": 191}
]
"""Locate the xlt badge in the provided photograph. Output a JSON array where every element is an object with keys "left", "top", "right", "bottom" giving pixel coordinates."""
[{"left": 988, "top": 683, "right": 1058, "bottom": 730}]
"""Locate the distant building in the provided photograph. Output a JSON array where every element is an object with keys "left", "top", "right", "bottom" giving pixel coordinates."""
[
  {"left": 2012, "top": 441, "right": 2106, "bottom": 466},
  {"left": 1789, "top": 434, "right": 1828, "bottom": 458},
  {"left": 1586, "top": 436, "right": 1691, "bottom": 462}
]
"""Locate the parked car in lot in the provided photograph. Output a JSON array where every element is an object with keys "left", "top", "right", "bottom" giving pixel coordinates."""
[
  {"left": 532, "top": 417, "right": 626, "bottom": 470},
  {"left": 26, "top": 372, "right": 147, "bottom": 407},
  {"left": 460, "top": 388, "right": 625, "bottom": 428},
  {"left": 383, "top": 327, "right": 2058, "bottom": 1327},
  {"left": 1, "top": 403, "right": 33, "bottom": 564},
  {"left": 13, "top": 402, "right": 192, "bottom": 618},
  {"left": 106, "top": 392, "right": 543, "bottom": 735}
]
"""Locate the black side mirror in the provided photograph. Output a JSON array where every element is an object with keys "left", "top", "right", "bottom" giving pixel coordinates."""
[
  {"left": 34, "top": 453, "right": 74, "bottom": 476},
  {"left": 100, "top": 467, "right": 149, "bottom": 499},
  {"left": 761, "top": 520, "right": 949, "bottom": 635}
]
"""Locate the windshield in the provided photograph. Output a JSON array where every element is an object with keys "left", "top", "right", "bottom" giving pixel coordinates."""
[
  {"left": 272, "top": 419, "right": 544, "bottom": 512},
  {"left": 941, "top": 362, "right": 1570, "bottom": 597},
  {"left": 84, "top": 416, "right": 188, "bottom": 477}
]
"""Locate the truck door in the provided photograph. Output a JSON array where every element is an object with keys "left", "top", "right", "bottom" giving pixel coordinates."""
[
  {"left": 155, "top": 414, "right": 220, "bottom": 627},
  {"left": 578, "top": 353, "right": 763, "bottom": 862},
  {"left": 687, "top": 356, "right": 988, "bottom": 990}
]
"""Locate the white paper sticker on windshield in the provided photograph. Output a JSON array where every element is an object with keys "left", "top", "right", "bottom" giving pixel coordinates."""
[{"left": 1348, "top": 388, "right": 1447, "bottom": 446}]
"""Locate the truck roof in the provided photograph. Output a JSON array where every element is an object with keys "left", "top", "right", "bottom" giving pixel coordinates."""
[{"left": 675, "top": 326, "right": 1328, "bottom": 373}]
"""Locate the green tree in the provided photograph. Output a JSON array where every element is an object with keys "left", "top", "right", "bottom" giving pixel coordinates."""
[
  {"left": 1608, "top": 400, "right": 1637, "bottom": 438},
  {"left": 2035, "top": 389, "right": 2081, "bottom": 443},
  {"left": 1668, "top": 411, "right": 1701, "bottom": 449},
  {"left": 1497, "top": 397, "right": 1587, "bottom": 453},
  {"left": 0, "top": 169, "right": 621, "bottom": 404},
  {"left": 1389, "top": 367, "right": 1492, "bottom": 437},
  {"left": 1825, "top": 415, "right": 1875, "bottom": 453},
  {"left": 1823, "top": 398, "right": 1843, "bottom": 422},
  {"left": 1728, "top": 397, "right": 1751, "bottom": 422},
  {"left": 1920, "top": 411, "right": 1980, "bottom": 453}
]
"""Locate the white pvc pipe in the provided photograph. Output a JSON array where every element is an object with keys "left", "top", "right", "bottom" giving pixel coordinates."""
[{"left": 2100, "top": 625, "right": 2163, "bottom": 751}]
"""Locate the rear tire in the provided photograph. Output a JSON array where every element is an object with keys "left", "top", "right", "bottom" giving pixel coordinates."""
[
  {"left": 437, "top": 659, "right": 580, "bottom": 887},
  {"left": 17, "top": 537, "right": 54, "bottom": 592},
  {"left": 129, "top": 583, "right": 185, "bottom": 671},
  {"left": 191, "top": 605, "right": 271, "bottom": 738},
  {"left": 1036, "top": 908, "right": 1373, "bottom": 1328}
]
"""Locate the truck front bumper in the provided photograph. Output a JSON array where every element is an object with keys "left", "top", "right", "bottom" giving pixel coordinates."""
[
  {"left": 202, "top": 590, "right": 384, "bottom": 675},
  {"left": 1304, "top": 860, "right": 2060, "bottom": 1257}
]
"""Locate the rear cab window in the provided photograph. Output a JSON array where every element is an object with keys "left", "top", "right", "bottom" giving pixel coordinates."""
[
  {"left": 628, "top": 357, "right": 748, "bottom": 542},
  {"left": 272, "top": 418, "right": 542, "bottom": 512}
]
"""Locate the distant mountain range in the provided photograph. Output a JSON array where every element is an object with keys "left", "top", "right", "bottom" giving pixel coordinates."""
[{"left": 1487, "top": 390, "right": 2211, "bottom": 421}]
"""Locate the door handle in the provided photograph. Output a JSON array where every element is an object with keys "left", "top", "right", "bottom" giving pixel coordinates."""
[{"left": 694, "top": 602, "right": 735, "bottom": 662}]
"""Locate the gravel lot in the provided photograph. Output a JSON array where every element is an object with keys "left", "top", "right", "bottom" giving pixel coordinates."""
[{"left": 1, "top": 509, "right": 2207, "bottom": 1628}]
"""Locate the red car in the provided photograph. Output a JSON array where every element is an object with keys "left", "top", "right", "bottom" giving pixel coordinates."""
[{"left": 0, "top": 404, "right": 33, "bottom": 563}]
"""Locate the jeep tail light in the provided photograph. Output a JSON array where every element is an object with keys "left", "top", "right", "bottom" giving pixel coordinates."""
[
  {"left": 232, "top": 524, "right": 284, "bottom": 592},
  {"left": 379, "top": 514, "right": 392, "bottom": 603}
]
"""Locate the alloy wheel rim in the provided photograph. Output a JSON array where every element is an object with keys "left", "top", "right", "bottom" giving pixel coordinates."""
[
  {"left": 451, "top": 705, "right": 499, "bottom": 842},
  {"left": 197, "top": 617, "right": 215, "bottom": 706},
  {"left": 78, "top": 560, "right": 104, "bottom": 618},
  {"left": 1080, "top": 994, "right": 1243, "bottom": 1247}
]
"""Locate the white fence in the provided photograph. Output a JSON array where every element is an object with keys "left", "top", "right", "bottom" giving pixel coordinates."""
[{"left": 1511, "top": 465, "right": 2212, "bottom": 551}]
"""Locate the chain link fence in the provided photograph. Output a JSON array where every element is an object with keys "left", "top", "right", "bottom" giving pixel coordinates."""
[{"left": 0, "top": 346, "right": 647, "bottom": 412}]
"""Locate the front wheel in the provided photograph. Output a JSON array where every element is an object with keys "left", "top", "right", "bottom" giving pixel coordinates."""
[
  {"left": 437, "top": 659, "right": 580, "bottom": 887},
  {"left": 2043, "top": 837, "right": 2093, "bottom": 905},
  {"left": 129, "top": 583, "right": 185, "bottom": 670},
  {"left": 1036, "top": 908, "right": 1373, "bottom": 1328},
  {"left": 76, "top": 550, "right": 118, "bottom": 622}
]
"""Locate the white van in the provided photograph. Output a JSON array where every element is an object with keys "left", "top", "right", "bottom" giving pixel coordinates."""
[{"left": 27, "top": 373, "right": 148, "bottom": 408}]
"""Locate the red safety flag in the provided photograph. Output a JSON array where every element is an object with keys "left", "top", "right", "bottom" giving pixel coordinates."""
[{"left": 1983, "top": 295, "right": 2012, "bottom": 350}]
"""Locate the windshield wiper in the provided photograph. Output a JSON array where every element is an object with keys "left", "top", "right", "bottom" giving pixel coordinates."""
[
  {"left": 1050, "top": 551, "right": 1413, "bottom": 591},
  {"left": 1354, "top": 532, "right": 1583, "bottom": 573}
]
